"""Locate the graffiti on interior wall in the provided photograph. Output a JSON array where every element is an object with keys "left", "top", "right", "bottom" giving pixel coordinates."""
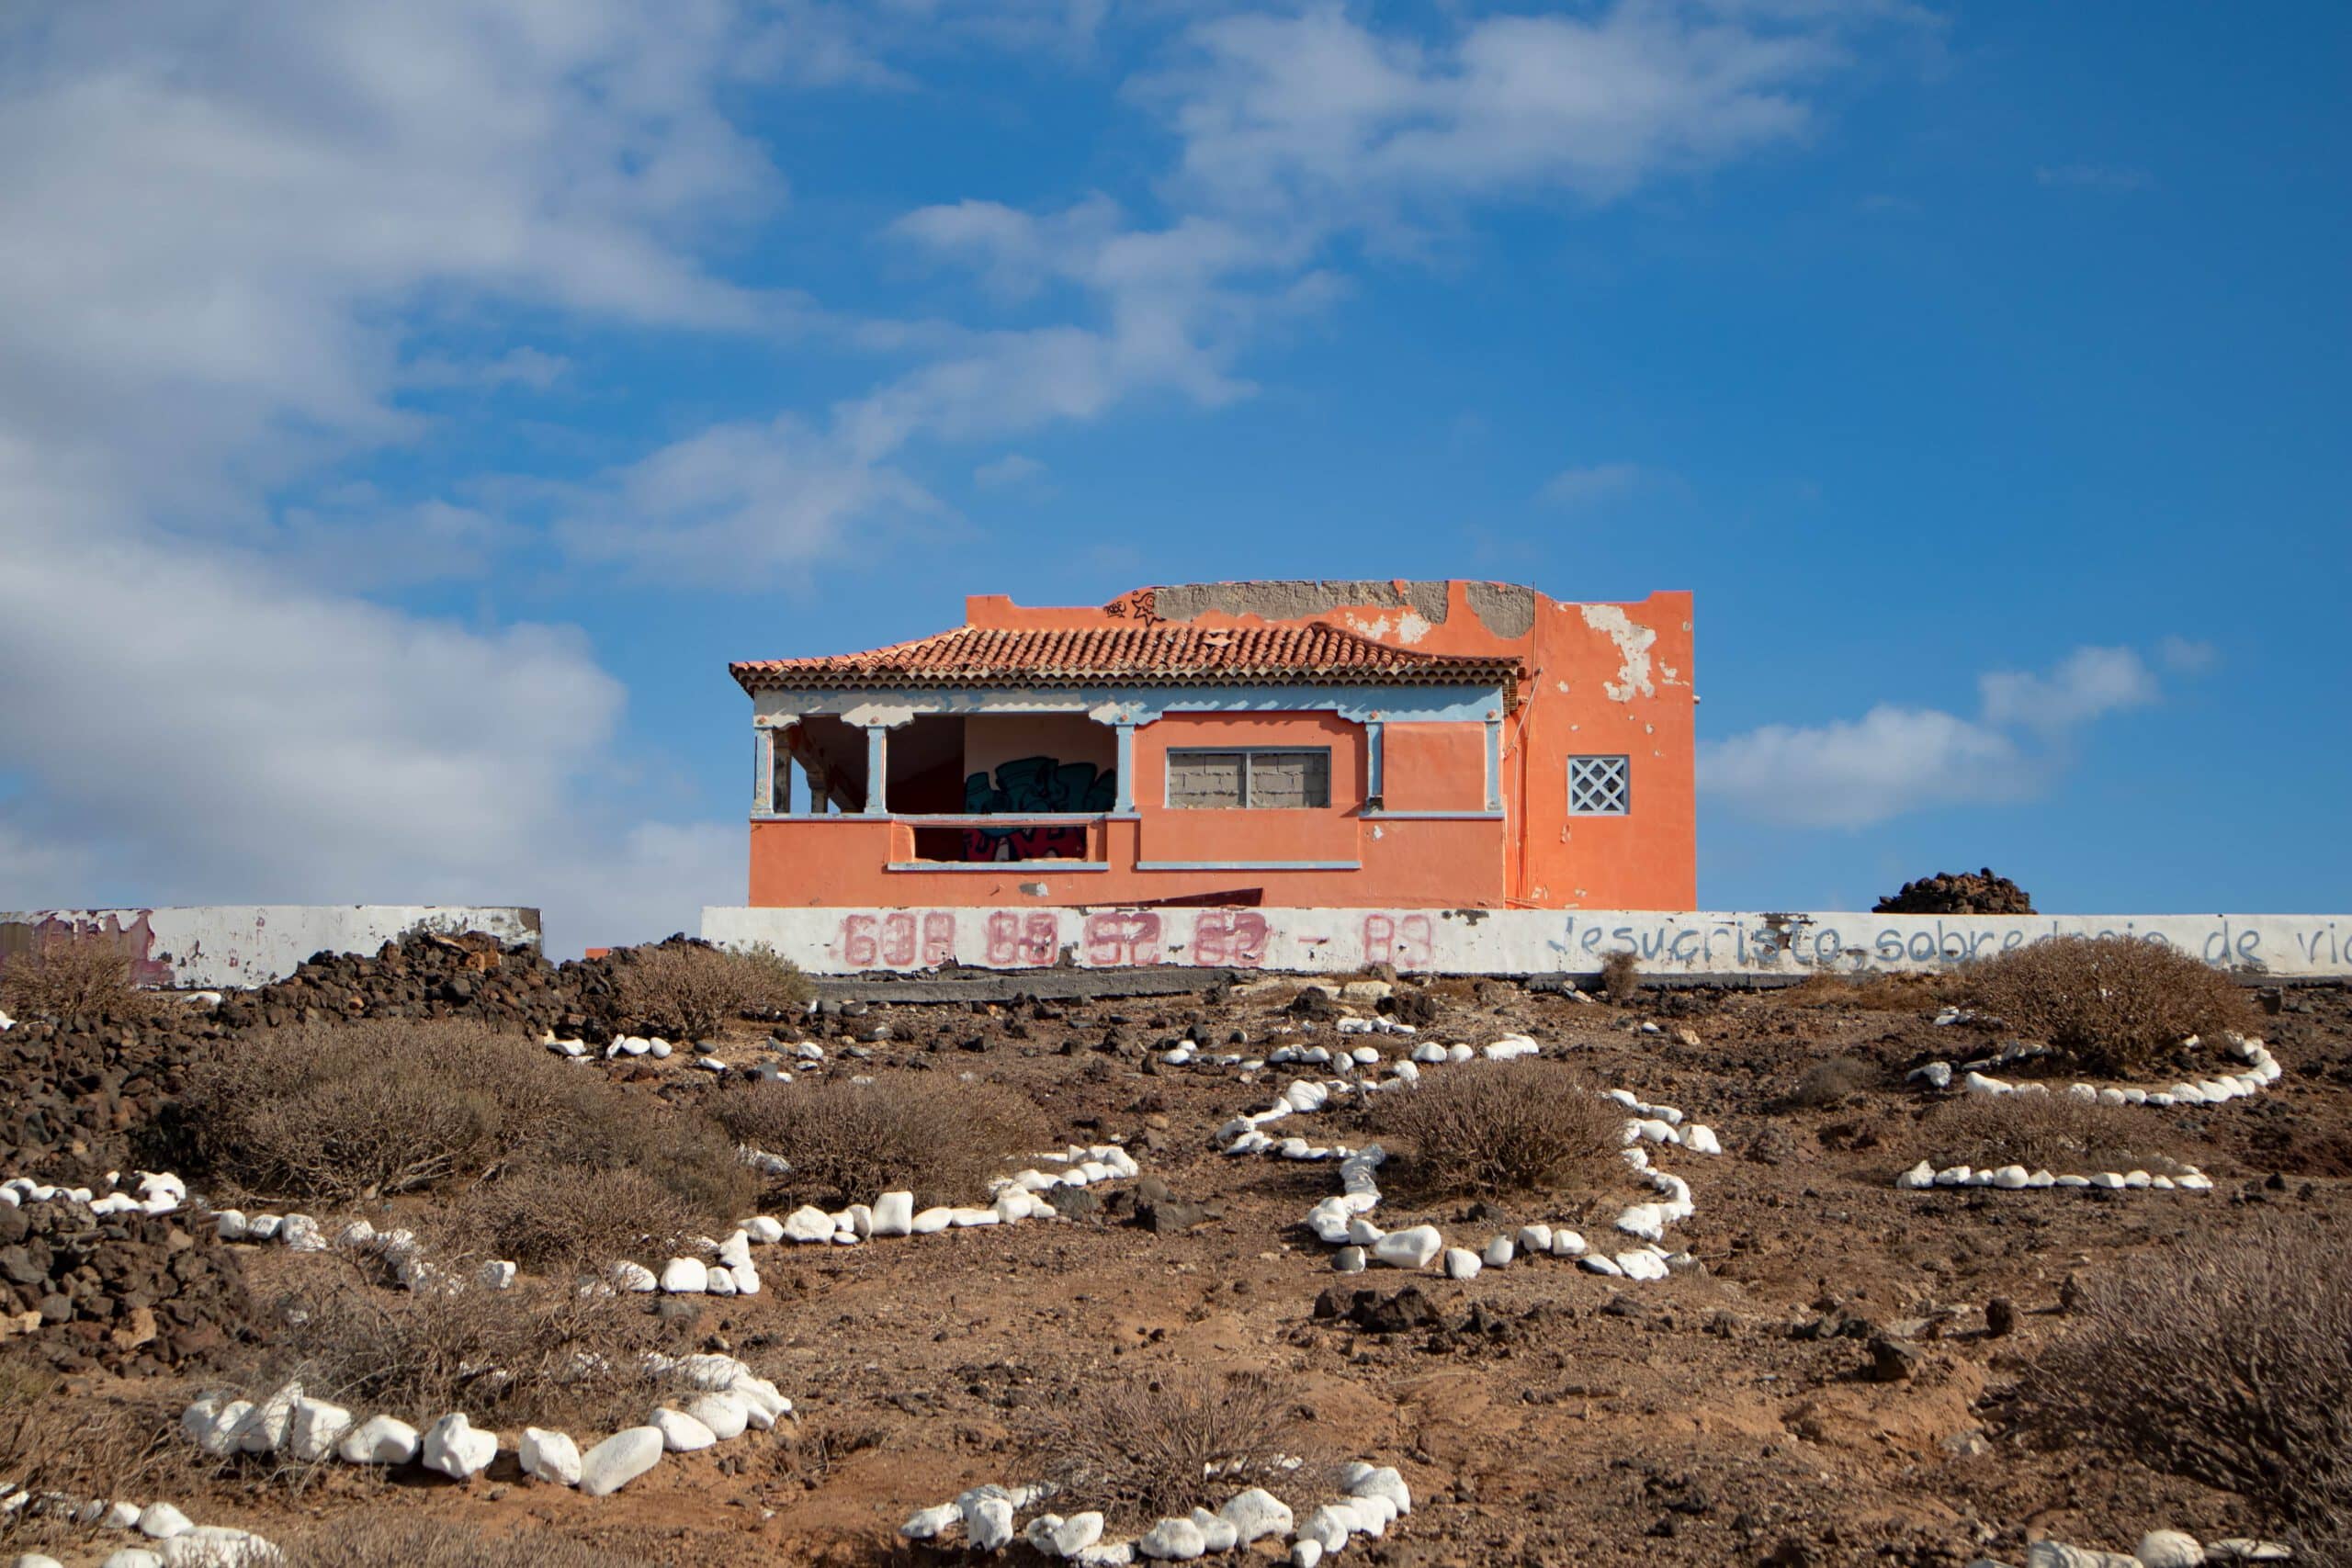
[
  {"left": 961, "top": 756, "right": 1116, "bottom": 861},
  {"left": 0, "top": 910, "right": 175, "bottom": 986}
]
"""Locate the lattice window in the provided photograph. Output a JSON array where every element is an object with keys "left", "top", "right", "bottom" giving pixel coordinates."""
[
  {"left": 1166, "top": 748, "right": 1331, "bottom": 809},
  {"left": 1567, "top": 754, "right": 1631, "bottom": 816}
]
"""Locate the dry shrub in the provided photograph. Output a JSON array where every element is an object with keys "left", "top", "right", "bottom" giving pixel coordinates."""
[
  {"left": 2014, "top": 1224, "right": 2352, "bottom": 1546},
  {"left": 610, "top": 941, "right": 810, "bottom": 1040},
  {"left": 1042, "top": 1371, "right": 1314, "bottom": 1529},
  {"left": 0, "top": 931, "right": 162, "bottom": 1026},
  {"left": 708, "top": 1073, "right": 1046, "bottom": 1209},
  {"left": 185, "top": 1020, "right": 752, "bottom": 1227},
  {"left": 434, "top": 1165, "right": 707, "bottom": 1272},
  {"left": 253, "top": 1258, "right": 687, "bottom": 1434},
  {"left": 288, "top": 1515, "right": 638, "bottom": 1568},
  {"left": 1923, "top": 1095, "right": 2199, "bottom": 1175},
  {"left": 1379, "top": 1058, "right": 1623, "bottom": 1200},
  {"left": 1963, "top": 935, "right": 2256, "bottom": 1077},
  {"left": 1598, "top": 950, "right": 1642, "bottom": 1004},
  {"left": 0, "top": 1362, "right": 203, "bottom": 1551},
  {"left": 1784, "top": 1056, "right": 1877, "bottom": 1109}
]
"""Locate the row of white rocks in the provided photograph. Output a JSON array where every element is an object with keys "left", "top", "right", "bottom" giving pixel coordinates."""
[
  {"left": 1213, "top": 1036, "right": 1723, "bottom": 1283},
  {"left": 1, "top": 1171, "right": 186, "bottom": 1220},
  {"left": 3, "top": 1483, "right": 277, "bottom": 1567},
  {"left": 178, "top": 1350, "right": 788, "bottom": 1498},
  {"left": 1909, "top": 1033, "right": 2282, "bottom": 1110},
  {"left": 622, "top": 1140, "right": 1148, "bottom": 1295},
  {"left": 1973, "top": 1528, "right": 2290, "bottom": 1567},
  {"left": 902, "top": 1461, "right": 1411, "bottom": 1564},
  {"left": 1896, "top": 1161, "right": 2215, "bottom": 1194}
]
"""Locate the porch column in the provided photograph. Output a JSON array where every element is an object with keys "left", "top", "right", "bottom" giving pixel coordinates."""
[
  {"left": 1114, "top": 722, "right": 1136, "bottom": 812},
  {"left": 752, "top": 727, "right": 775, "bottom": 815},
  {"left": 1364, "top": 718, "right": 1385, "bottom": 806},
  {"left": 864, "top": 726, "right": 889, "bottom": 815}
]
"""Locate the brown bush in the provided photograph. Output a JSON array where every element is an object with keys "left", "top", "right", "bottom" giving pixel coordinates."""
[
  {"left": 0, "top": 931, "right": 161, "bottom": 1026},
  {"left": 1923, "top": 1095, "right": 2199, "bottom": 1176},
  {"left": 1378, "top": 1058, "right": 1624, "bottom": 1200},
  {"left": 1962, "top": 935, "right": 2256, "bottom": 1077},
  {"left": 0, "top": 1364, "right": 204, "bottom": 1551},
  {"left": 2013, "top": 1224, "right": 2352, "bottom": 1545},
  {"left": 185, "top": 1020, "right": 753, "bottom": 1226},
  {"left": 435, "top": 1164, "right": 707, "bottom": 1272},
  {"left": 289, "top": 1515, "right": 639, "bottom": 1568},
  {"left": 1041, "top": 1371, "right": 1315, "bottom": 1529},
  {"left": 610, "top": 941, "right": 810, "bottom": 1040},
  {"left": 1598, "top": 950, "right": 1642, "bottom": 1004},
  {"left": 708, "top": 1073, "right": 1047, "bottom": 1210},
  {"left": 1783, "top": 1057, "right": 1877, "bottom": 1109},
  {"left": 252, "top": 1258, "right": 690, "bottom": 1434}
]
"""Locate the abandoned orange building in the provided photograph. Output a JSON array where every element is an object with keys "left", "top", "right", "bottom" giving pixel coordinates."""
[{"left": 730, "top": 581, "right": 1694, "bottom": 911}]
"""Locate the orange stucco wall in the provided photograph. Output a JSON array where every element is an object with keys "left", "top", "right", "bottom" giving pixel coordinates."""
[{"left": 744, "top": 580, "right": 1693, "bottom": 911}]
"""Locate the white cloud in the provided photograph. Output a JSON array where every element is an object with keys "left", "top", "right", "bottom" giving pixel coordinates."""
[
  {"left": 1702, "top": 643, "right": 2187, "bottom": 828},
  {"left": 1539, "top": 462, "right": 1646, "bottom": 508},
  {"left": 0, "top": 0, "right": 826, "bottom": 953},
  {"left": 1701, "top": 704, "right": 2030, "bottom": 829},
  {"left": 975, "top": 453, "right": 1048, "bottom": 489},
  {"left": 1146, "top": 2, "right": 1840, "bottom": 226},
  {"left": 1977, "top": 645, "right": 2158, "bottom": 733}
]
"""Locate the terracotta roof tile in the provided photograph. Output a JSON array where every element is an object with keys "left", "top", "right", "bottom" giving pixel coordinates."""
[{"left": 730, "top": 623, "right": 1519, "bottom": 693}]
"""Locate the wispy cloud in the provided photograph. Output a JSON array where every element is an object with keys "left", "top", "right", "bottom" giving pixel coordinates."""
[
  {"left": 1538, "top": 461, "right": 1647, "bottom": 509},
  {"left": 974, "top": 452, "right": 1048, "bottom": 490},
  {"left": 1702, "top": 644, "right": 2184, "bottom": 828}
]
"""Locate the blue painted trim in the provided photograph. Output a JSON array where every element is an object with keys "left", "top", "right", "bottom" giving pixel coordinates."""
[
  {"left": 1361, "top": 810, "right": 1506, "bottom": 820},
  {"left": 1133, "top": 860, "right": 1362, "bottom": 872},
  {"left": 756, "top": 682, "right": 1504, "bottom": 726},
  {"left": 886, "top": 862, "right": 1110, "bottom": 874}
]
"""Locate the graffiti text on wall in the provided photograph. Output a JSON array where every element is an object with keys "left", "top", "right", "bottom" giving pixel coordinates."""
[{"left": 961, "top": 756, "right": 1115, "bottom": 861}]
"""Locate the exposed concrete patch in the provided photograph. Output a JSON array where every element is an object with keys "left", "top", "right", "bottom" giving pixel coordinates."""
[
  {"left": 1342, "top": 609, "right": 1433, "bottom": 646},
  {"left": 1464, "top": 581, "right": 1535, "bottom": 638},
  {"left": 1152, "top": 581, "right": 1452, "bottom": 626},
  {"left": 1578, "top": 604, "right": 1657, "bottom": 702}
]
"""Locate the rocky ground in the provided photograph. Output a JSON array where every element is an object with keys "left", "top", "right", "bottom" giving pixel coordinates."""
[{"left": 5, "top": 953, "right": 2347, "bottom": 1567}]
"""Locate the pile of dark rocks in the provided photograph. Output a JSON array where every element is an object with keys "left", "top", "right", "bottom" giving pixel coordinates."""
[
  {"left": 0, "top": 1200, "right": 251, "bottom": 1373},
  {"left": 213, "top": 929, "right": 612, "bottom": 1038},
  {"left": 1873, "top": 869, "right": 2035, "bottom": 916},
  {"left": 0, "top": 1010, "right": 217, "bottom": 1183}
]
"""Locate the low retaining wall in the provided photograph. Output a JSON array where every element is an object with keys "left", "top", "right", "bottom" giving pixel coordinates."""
[
  {"left": 701, "top": 906, "right": 2352, "bottom": 980},
  {"left": 0, "top": 906, "right": 542, "bottom": 988}
]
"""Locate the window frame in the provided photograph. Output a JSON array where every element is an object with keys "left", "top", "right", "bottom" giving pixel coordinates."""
[
  {"left": 1567, "top": 754, "right": 1632, "bottom": 817},
  {"left": 1163, "top": 746, "right": 1334, "bottom": 810}
]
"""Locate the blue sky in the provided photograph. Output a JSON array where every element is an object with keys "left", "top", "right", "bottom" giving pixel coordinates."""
[{"left": 3, "top": 1, "right": 2346, "bottom": 954}]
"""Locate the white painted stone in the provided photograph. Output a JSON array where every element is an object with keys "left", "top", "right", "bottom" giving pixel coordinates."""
[
  {"left": 421, "top": 1412, "right": 496, "bottom": 1481},
  {"left": 1137, "top": 1517, "right": 1207, "bottom": 1560},
  {"left": 1220, "top": 1488, "right": 1293, "bottom": 1543},
  {"left": 1297, "top": 1506, "right": 1353, "bottom": 1551},
  {"left": 612, "top": 1260, "right": 658, "bottom": 1292},
  {"left": 1579, "top": 1254, "right": 1624, "bottom": 1277},
  {"left": 1550, "top": 1229, "right": 1587, "bottom": 1257},
  {"left": 964, "top": 1495, "right": 1016, "bottom": 1551},
  {"left": 661, "top": 1257, "right": 709, "bottom": 1293},
  {"left": 2135, "top": 1530, "right": 2202, "bottom": 1568},
  {"left": 650, "top": 1408, "right": 718, "bottom": 1452},
  {"left": 1289, "top": 1543, "right": 1323, "bottom": 1568},
  {"left": 1191, "top": 1511, "right": 1239, "bottom": 1553},
  {"left": 136, "top": 1504, "right": 192, "bottom": 1540},
  {"left": 901, "top": 1503, "right": 959, "bottom": 1540},
  {"left": 286, "top": 1397, "right": 353, "bottom": 1462},
  {"left": 745, "top": 1215, "right": 785, "bottom": 1243},
  {"left": 579, "top": 1427, "right": 665, "bottom": 1496},
  {"left": 1334, "top": 1246, "right": 1366, "bottom": 1272},
  {"left": 1482, "top": 1236, "right": 1514, "bottom": 1268},
  {"left": 683, "top": 1392, "right": 750, "bottom": 1442},
  {"left": 1347, "top": 1464, "right": 1411, "bottom": 1516},
  {"left": 1037, "top": 1511, "right": 1105, "bottom": 1556},
  {"left": 1372, "top": 1224, "right": 1442, "bottom": 1269},
  {"left": 1684, "top": 1124, "right": 1723, "bottom": 1155},
  {"left": 101, "top": 1553, "right": 165, "bottom": 1568},
  {"left": 336, "top": 1414, "right": 419, "bottom": 1465},
  {"left": 872, "top": 1191, "right": 914, "bottom": 1236},
  {"left": 213, "top": 1211, "right": 246, "bottom": 1242},
  {"left": 520, "top": 1427, "right": 582, "bottom": 1486},
  {"left": 1443, "top": 1247, "right": 1481, "bottom": 1280},
  {"left": 782, "top": 1205, "right": 834, "bottom": 1242},
  {"left": 911, "top": 1206, "right": 954, "bottom": 1235}
]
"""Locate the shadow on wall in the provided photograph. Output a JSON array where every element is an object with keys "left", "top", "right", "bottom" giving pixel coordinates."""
[{"left": 961, "top": 756, "right": 1116, "bottom": 861}]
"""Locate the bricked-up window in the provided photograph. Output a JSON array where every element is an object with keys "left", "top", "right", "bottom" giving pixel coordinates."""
[
  {"left": 1166, "top": 749, "right": 1331, "bottom": 809},
  {"left": 1568, "top": 754, "right": 1631, "bottom": 816}
]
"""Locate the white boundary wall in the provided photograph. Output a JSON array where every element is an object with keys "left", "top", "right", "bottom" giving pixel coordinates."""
[
  {"left": 703, "top": 905, "right": 2352, "bottom": 980},
  {"left": 0, "top": 906, "right": 541, "bottom": 988}
]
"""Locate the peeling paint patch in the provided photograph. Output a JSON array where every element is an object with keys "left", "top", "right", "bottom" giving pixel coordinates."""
[
  {"left": 1344, "top": 610, "right": 1433, "bottom": 646},
  {"left": 1579, "top": 604, "right": 1657, "bottom": 702}
]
